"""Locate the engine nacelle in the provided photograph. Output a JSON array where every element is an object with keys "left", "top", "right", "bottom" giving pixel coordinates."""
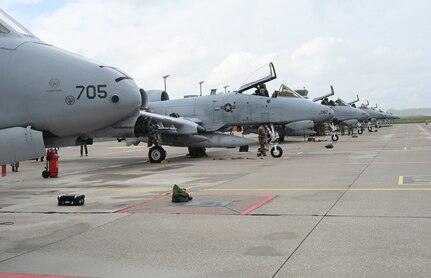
[
  {"left": 0, "top": 127, "right": 45, "bottom": 164},
  {"left": 139, "top": 88, "right": 148, "bottom": 109},
  {"left": 146, "top": 89, "right": 170, "bottom": 103}
]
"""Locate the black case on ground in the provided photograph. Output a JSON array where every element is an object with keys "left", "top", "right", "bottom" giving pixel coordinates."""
[{"left": 57, "top": 194, "right": 85, "bottom": 206}]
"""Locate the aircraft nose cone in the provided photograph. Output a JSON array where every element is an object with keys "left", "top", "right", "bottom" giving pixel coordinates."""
[
  {"left": 101, "top": 67, "right": 141, "bottom": 117},
  {"left": 322, "top": 106, "right": 334, "bottom": 121},
  {"left": 360, "top": 111, "right": 369, "bottom": 121}
]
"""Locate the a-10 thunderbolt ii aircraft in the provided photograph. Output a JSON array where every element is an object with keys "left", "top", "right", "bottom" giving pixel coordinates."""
[
  {"left": 354, "top": 99, "right": 398, "bottom": 130},
  {"left": 312, "top": 86, "right": 369, "bottom": 141},
  {"left": 0, "top": 9, "right": 203, "bottom": 166},
  {"left": 127, "top": 63, "right": 334, "bottom": 162},
  {"left": 268, "top": 84, "right": 334, "bottom": 141}
]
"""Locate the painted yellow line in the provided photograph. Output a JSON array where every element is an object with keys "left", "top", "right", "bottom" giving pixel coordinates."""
[
  {"left": 0, "top": 187, "right": 169, "bottom": 193},
  {"left": 205, "top": 188, "right": 431, "bottom": 191},
  {"left": 398, "top": 176, "right": 404, "bottom": 185}
]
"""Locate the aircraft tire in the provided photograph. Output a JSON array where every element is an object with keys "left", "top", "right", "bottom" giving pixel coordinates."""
[
  {"left": 42, "top": 170, "right": 50, "bottom": 179},
  {"left": 331, "top": 134, "right": 339, "bottom": 141},
  {"left": 149, "top": 146, "right": 166, "bottom": 163},
  {"left": 368, "top": 126, "right": 373, "bottom": 132},
  {"left": 358, "top": 129, "right": 363, "bottom": 135},
  {"left": 270, "top": 146, "right": 283, "bottom": 158}
]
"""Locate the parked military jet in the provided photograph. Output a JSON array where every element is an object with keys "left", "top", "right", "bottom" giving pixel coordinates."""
[
  {"left": 0, "top": 9, "right": 202, "bottom": 166},
  {"left": 357, "top": 100, "right": 398, "bottom": 129},
  {"left": 269, "top": 84, "right": 334, "bottom": 140},
  {"left": 313, "top": 86, "right": 369, "bottom": 141},
  {"left": 129, "top": 63, "right": 334, "bottom": 162}
]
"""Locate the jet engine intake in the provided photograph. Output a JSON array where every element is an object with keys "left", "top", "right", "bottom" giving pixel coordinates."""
[
  {"left": 134, "top": 116, "right": 153, "bottom": 138},
  {"left": 146, "top": 89, "right": 170, "bottom": 102},
  {"left": 139, "top": 88, "right": 148, "bottom": 109}
]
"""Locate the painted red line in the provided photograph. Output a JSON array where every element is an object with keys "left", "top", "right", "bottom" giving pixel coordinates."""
[
  {"left": 241, "top": 195, "right": 277, "bottom": 215},
  {"left": 0, "top": 274, "right": 86, "bottom": 278},
  {"left": 418, "top": 124, "right": 431, "bottom": 136},
  {"left": 133, "top": 211, "right": 216, "bottom": 215},
  {"left": 116, "top": 195, "right": 168, "bottom": 213}
]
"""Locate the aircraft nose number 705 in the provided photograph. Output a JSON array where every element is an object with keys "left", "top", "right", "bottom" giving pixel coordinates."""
[{"left": 76, "top": 84, "right": 108, "bottom": 100}]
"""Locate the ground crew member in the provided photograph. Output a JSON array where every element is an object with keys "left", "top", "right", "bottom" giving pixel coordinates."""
[
  {"left": 348, "top": 125, "right": 354, "bottom": 136},
  {"left": 80, "top": 145, "right": 88, "bottom": 156},
  {"left": 257, "top": 124, "right": 267, "bottom": 156},
  {"left": 10, "top": 162, "right": 19, "bottom": 172}
]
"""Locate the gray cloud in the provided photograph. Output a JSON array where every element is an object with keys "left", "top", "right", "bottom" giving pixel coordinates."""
[{"left": 2, "top": 0, "right": 430, "bottom": 109}]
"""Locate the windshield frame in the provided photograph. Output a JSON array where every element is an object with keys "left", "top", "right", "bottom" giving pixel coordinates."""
[
  {"left": 0, "top": 9, "right": 37, "bottom": 38},
  {"left": 0, "top": 22, "right": 9, "bottom": 34}
]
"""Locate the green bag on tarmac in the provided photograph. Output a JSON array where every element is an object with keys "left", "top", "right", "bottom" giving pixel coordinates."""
[{"left": 171, "top": 184, "right": 193, "bottom": 202}]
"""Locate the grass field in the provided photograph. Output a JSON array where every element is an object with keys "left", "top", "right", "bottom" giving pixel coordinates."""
[{"left": 392, "top": 116, "right": 431, "bottom": 124}]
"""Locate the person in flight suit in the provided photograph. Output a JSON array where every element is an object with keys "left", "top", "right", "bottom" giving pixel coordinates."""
[{"left": 257, "top": 125, "right": 267, "bottom": 156}]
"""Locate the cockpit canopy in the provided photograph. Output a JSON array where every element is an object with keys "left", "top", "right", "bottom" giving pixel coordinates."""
[
  {"left": 0, "top": 22, "right": 9, "bottom": 34},
  {"left": 335, "top": 98, "right": 349, "bottom": 106},
  {"left": 272, "top": 84, "right": 304, "bottom": 99},
  {"left": 0, "top": 9, "right": 37, "bottom": 38}
]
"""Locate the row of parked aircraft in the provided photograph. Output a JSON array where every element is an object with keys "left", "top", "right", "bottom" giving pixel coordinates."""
[{"left": 0, "top": 9, "right": 398, "bottom": 166}]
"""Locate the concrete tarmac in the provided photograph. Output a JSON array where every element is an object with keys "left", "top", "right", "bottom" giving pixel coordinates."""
[{"left": 0, "top": 123, "right": 430, "bottom": 277}]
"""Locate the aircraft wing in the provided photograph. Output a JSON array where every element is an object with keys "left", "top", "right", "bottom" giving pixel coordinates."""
[{"left": 139, "top": 111, "right": 205, "bottom": 135}]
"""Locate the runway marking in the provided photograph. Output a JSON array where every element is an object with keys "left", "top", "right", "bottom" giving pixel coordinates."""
[
  {"left": 399, "top": 175, "right": 431, "bottom": 185},
  {"left": 116, "top": 195, "right": 169, "bottom": 213},
  {"left": 205, "top": 188, "right": 431, "bottom": 191},
  {"left": 417, "top": 124, "right": 431, "bottom": 136},
  {"left": 110, "top": 146, "right": 146, "bottom": 149},
  {"left": 115, "top": 194, "right": 276, "bottom": 215},
  {"left": 3, "top": 185, "right": 431, "bottom": 194},
  {"left": 241, "top": 195, "right": 276, "bottom": 215},
  {"left": 0, "top": 187, "right": 169, "bottom": 193},
  {"left": 0, "top": 273, "right": 87, "bottom": 278}
]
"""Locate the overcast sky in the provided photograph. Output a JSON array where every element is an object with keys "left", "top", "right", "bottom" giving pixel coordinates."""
[{"left": 2, "top": 0, "right": 430, "bottom": 110}]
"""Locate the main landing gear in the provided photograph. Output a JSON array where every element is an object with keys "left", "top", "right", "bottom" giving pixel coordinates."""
[{"left": 148, "top": 146, "right": 166, "bottom": 163}]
